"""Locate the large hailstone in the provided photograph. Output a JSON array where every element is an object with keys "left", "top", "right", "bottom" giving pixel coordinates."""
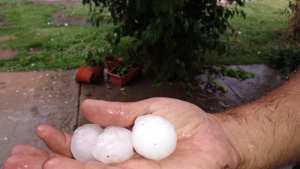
[
  {"left": 92, "top": 127, "right": 134, "bottom": 164},
  {"left": 71, "top": 124, "right": 103, "bottom": 162},
  {"left": 132, "top": 115, "right": 177, "bottom": 160}
]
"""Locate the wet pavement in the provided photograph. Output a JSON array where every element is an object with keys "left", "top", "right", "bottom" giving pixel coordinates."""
[
  {"left": 195, "top": 64, "right": 284, "bottom": 110},
  {"left": 0, "top": 71, "right": 79, "bottom": 166}
]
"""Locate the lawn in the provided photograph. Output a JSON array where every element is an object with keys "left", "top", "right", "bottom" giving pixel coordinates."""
[
  {"left": 0, "top": 0, "right": 293, "bottom": 71},
  {"left": 0, "top": 0, "right": 113, "bottom": 71},
  {"left": 204, "top": 0, "right": 291, "bottom": 65}
]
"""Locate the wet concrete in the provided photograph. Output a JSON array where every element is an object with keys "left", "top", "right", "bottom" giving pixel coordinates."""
[
  {"left": 196, "top": 64, "right": 284, "bottom": 109},
  {"left": 0, "top": 71, "right": 79, "bottom": 166}
]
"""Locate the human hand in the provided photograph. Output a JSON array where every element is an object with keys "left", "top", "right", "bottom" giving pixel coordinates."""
[{"left": 4, "top": 98, "right": 243, "bottom": 169}]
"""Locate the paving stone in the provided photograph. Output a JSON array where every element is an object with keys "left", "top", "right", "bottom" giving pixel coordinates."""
[{"left": 0, "top": 71, "right": 79, "bottom": 166}]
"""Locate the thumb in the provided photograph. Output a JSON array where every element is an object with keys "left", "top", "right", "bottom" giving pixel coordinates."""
[
  {"left": 81, "top": 98, "right": 158, "bottom": 127},
  {"left": 37, "top": 124, "right": 72, "bottom": 157}
]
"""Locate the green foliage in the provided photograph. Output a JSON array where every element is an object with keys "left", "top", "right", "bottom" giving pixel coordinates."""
[
  {"left": 112, "top": 63, "right": 134, "bottom": 75},
  {"left": 222, "top": 67, "right": 255, "bottom": 80},
  {"left": 288, "top": 0, "right": 300, "bottom": 40},
  {"left": 0, "top": 1, "right": 113, "bottom": 71},
  {"left": 84, "top": 48, "right": 104, "bottom": 66},
  {"left": 84, "top": 0, "right": 245, "bottom": 81},
  {"left": 271, "top": 48, "right": 300, "bottom": 75}
]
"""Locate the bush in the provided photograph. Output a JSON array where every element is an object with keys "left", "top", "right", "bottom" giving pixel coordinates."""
[
  {"left": 83, "top": 0, "right": 245, "bottom": 81},
  {"left": 271, "top": 48, "right": 300, "bottom": 75},
  {"left": 288, "top": 0, "right": 300, "bottom": 40}
]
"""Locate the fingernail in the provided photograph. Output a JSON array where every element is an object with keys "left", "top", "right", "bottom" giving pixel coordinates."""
[
  {"left": 37, "top": 125, "right": 48, "bottom": 135},
  {"left": 43, "top": 157, "right": 60, "bottom": 169}
]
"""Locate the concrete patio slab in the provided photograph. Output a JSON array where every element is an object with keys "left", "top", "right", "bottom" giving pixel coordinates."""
[{"left": 0, "top": 70, "right": 79, "bottom": 166}]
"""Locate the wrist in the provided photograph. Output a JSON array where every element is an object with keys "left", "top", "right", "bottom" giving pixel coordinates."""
[{"left": 214, "top": 111, "right": 255, "bottom": 169}]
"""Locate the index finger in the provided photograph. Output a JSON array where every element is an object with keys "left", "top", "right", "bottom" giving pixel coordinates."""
[{"left": 80, "top": 98, "right": 157, "bottom": 127}]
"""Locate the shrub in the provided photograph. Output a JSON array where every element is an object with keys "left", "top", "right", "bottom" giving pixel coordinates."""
[
  {"left": 271, "top": 48, "right": 300, "bottom": 75},
  {"left": 83, "top": 0, "right": 245, "bottom": 81},
  {"left": 288, "top": 0, "right": 300, "bottom": 40}
]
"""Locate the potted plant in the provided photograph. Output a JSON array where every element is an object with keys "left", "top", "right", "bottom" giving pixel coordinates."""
[
  {"left": 107, "top": 62, "right": 141, "bottom": 87},
  {"left": 76, "top": 49, "right": 104, "bottom": 84},
  {"left": 104, "top": 55, "right": 124, "bottom": 71}
]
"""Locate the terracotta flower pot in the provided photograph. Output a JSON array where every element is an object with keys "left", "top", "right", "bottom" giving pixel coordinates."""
[
  {"left": 107, "top": 68, "right": 140, "bottom": 87},
  {"left": 105, "top": 57, "right": 124, "bottom": 71},
  {"left": 76, "top": 66, "right": 103, "bottom": 83}
]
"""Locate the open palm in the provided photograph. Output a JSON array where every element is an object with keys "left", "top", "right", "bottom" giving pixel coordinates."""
[{"left": 4, "top": 98, "right": 241, "bottom": 169}]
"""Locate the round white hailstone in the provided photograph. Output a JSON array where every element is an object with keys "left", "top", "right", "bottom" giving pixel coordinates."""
[
  {"left": 71, "top": 124, "right": 103, "bottom": 162},
  {"left": 92, "top": 127, "right": 134, "bottom": 164},
  {"left": 132, "top": 115, "right": 177, "bottom": 160}
]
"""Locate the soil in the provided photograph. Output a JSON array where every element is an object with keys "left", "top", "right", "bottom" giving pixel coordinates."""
[
  {"left": 0, "top": 2, "right": 8, "bottom": 7},
  {"left": 52, "top": 11, "right": 90, "bottom": 27},
  {"left": 0, "top": 14, "right": 6, "bottom": 27},
  {"left": 0, "top": 50, "right": 18, "bottom": 60},
  {"left": 0, "top": 35, "right": 16, "bottom": 42},
  {"left": 29, "top": 48, "right": 43, "bottom": 54},
  {"left": 31, "top": 0, "right": 80, "bottom": 5}
]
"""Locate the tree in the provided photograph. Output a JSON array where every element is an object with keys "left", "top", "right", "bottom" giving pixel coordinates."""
[
  {"left": 83, "top": 0, "right": 245, "bottom": 81},
  {"left": 289, "top": 0, "right": 300, "bottom": 41}
]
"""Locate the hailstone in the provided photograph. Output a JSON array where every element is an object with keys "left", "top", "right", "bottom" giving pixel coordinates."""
[
  {"left": 71, "top": 124, "right": 103, "bottom": 162},
  {"left": 132, "top": 115, "right": 177, "bottom": 160},
  {"left": 92, "top": 127, "right": 134, "bottom": 164}
]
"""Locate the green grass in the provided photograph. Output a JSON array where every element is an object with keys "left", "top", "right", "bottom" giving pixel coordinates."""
[
  {"left": 204, "top": 0, "right": 292, "bottom": 65},
  {"left": 0, "top": 1, "right": 112, "bottom": 71},
  {"left": 0, "top": 0, "right": 295, "bottom": 71}
]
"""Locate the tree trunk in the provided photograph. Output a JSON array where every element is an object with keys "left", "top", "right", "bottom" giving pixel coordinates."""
[{"left": 289, "top": 0, "right": 300, "bottom": 41}]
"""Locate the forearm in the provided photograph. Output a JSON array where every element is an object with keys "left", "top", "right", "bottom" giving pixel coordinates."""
[{"left": 217, "top": 71, "right": 300, "bottom": 169}]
